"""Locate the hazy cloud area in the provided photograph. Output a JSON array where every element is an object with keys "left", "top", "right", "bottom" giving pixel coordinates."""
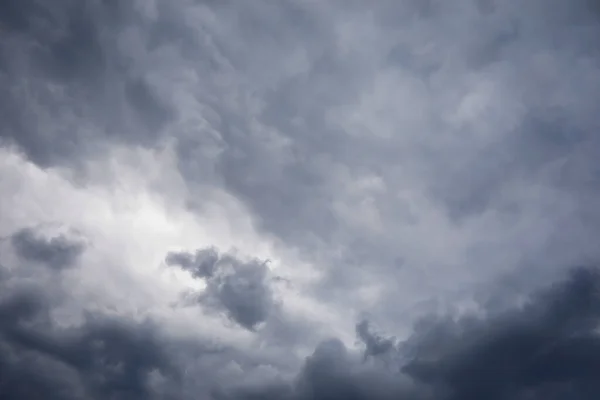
[{"left": 1, "top": 0, "right": 600, "bottom": 398}]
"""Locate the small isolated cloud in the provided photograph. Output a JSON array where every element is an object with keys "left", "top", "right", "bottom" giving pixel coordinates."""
[
  {"left": 10, "top": 227, "right": 86, "bottom": 271},
  {"left": 167, "top": 247, "right": 273, "bottom": 331}
]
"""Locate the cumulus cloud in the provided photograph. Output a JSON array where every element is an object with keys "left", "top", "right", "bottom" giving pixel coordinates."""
[{"left": 1, "top": 0, "right": 600, "bottom": 398}]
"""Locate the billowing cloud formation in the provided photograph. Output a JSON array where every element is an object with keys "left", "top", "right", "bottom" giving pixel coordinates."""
[{"left": 1, "top": 0, "right": 600, "bottom": 399}]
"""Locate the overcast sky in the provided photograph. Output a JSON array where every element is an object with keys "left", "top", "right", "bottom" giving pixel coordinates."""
[{"left": 1, "top": 0, "right": 600, "bottom": 399}]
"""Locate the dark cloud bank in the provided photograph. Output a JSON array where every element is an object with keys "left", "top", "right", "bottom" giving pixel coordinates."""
[{"left": 2, "top": 228, "right": 600, "bottom": 399}]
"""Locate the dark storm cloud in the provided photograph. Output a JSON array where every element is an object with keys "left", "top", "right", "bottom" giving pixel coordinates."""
[
  {"left": 0, "top": 308, "right": 179, "bottom": 399},
  {"left": 167, "top": 247, "right": 273, "bottom": 330},
  {"left": 402, "top": 267, "right": 600, "bottom": 399},
  {"left": 10, "top": 227, "right": 85, "bottom": 271},
  {"left": 0, "top": 260, "right": 180, "bottom": 399},
  {"left": 222, "top": 267, "right": 600, "bottom": 400}
]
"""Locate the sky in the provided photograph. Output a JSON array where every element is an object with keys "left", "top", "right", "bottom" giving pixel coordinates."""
[{"left": 1, "top": 0, "right": 600, "bottom": 399}]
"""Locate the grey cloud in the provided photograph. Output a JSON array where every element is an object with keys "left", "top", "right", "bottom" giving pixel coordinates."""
[
  {"left": 167, "top": 247, "right": 273, "bottom": 331},
  {"left": 0, "top": 268, "right": 180, "bottom": 400},
  {"left": 355, "top": 320, "right": 396, "bottom": 361},
  {"left": 166, "top": 247, "right": 219, "bottom": 279},
  {"left": 0, "top": 226, "right": 183, "bottom": 399},
  {"left": 219, "top": 337, "right": 424, "bottom": 400},
  {"left": 402, "top": 267, "right": 600, "bottom": 399},
  {"left": 10, "top": 227, "right": 85, "bottom": 271},
  {"left": 0, "top": 0, "right": 171, "bottom": 168},
  {"left": 292, "top": 338, "right": 410, "bottom": 400},
  {"left": 205, "top": 260, "right": 272, "bottom": 331}
]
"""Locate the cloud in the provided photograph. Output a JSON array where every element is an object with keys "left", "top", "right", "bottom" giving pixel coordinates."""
[
  {"left": 166, "top": 247, "right": 220, "bottom": 279},
  {"left": 10, "top": 227, "right": 85, "bottom": 271},
  {"left": 222, "top": 267, "right": 600, "bottom": 400},
  {"left": 0, "top": 0, "right": 170, "bottom": 167},
  {"left": 0, "top": 311, "right": 179, "bottom": 400},
  {"left": 0, "top": 239, "right": 179, "bottom": 400},
  {"left": 167, "top": 247, "right": 274, "bottom": 331},
  {"left": 402, "top": 267, "right": 600, "bottom": 399},
  {"left": 355, "top": 320, "right": 396, "bottom": 361}
]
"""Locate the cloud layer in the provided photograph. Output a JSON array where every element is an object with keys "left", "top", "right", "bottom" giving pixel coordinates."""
[{"left": 1, "top": 0, "right": 600, "bottom": 399}]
